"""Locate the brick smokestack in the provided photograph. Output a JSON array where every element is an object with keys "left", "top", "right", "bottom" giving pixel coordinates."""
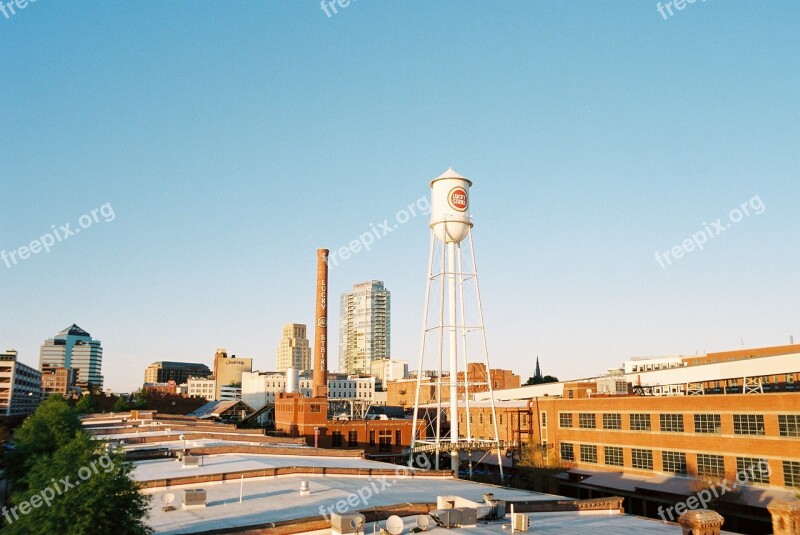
[{"left": 313, "top": 249, "right": 329, "bottom": 398}]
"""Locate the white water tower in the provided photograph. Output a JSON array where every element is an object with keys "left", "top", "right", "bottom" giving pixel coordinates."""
[
  {"left": 430, "top": 170, "right": 472, "bottom": 244},
  {"left": 410, "top": 168, "right": 504, "bottom": 478}
]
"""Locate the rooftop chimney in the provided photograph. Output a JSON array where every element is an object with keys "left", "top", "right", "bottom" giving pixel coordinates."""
[
  {"left": 313, "top": 249, "right": 329, "bottom": 398},
  {"left": 768, "top": 499, "right": 800, "bottom": 534},
  {"left": 678, "top": 509, "right": 724, "bottom": 535}
]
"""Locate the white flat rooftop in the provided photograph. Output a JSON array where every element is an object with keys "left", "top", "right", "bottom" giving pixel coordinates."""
[
  {"left": 144, "top": 474, "right": 561, "bottom": 534},
  {"left": 134, "top": 453, "right": 391, "bottom": 482},
  {"left": 97, "top": 429, "right": 267, "bottom": 439},
  {"left": 349, "top": 511, "right": 736, "bottom": 535},
  {"left": 124, "top": 438, "right": 307, "bottom": 451}
]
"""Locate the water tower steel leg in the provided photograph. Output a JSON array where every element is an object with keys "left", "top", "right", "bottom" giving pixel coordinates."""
[
  {"left": 435, "top": 238, "right": 446, "bottom": 471},
  {"left": 469, "top": 230, "right": 504, "bottom": 480},
  {"left": 447, "top": 240, "right": 459, "bottom": 474},
  {"left": 410, "top": 230, "right": 435, "bottom": 467},
  {"left": 457, "top": 244, "right": 473, "bottom": 479}
]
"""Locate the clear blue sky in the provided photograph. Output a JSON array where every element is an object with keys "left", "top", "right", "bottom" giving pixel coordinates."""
[{"left": 2, "top": 1, "right": 798, "bottom": 392}]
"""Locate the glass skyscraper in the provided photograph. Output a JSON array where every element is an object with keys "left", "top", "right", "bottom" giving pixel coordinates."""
[
  {"left": 39, "top": 324, "right": 103, "bottom": 391},
  {"left": 339, "top": 280, "right": 391, "bottom": 376}
]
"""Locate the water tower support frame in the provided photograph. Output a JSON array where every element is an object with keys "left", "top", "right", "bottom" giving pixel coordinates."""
[{"left": 410, "top": 226, "right": 504, "bottom": 480}]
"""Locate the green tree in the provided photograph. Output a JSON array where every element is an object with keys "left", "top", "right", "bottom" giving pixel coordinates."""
[
  {"left": 132, "top": 388, "right": 149, "bottom": 410},
  {"left": 6, "top": 396, "right": 81, "bottom": 485},
  {"left": 7, "top": 433, "right": 152, "bottom": 534},
  {"left": 112, "top": 396, "right": 129, "bottom": 413},
  {"left": 75, "top": 394, "right": 99, "bottom": 414},
  {"left": 524, "top": 375, "right": 559, "bottom": 386}
]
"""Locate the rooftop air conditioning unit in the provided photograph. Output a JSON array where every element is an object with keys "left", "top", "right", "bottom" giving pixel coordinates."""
[
  {"left": 182, "top": 489, "right": 206, "bottom": 509},
  {"left": 331, "top": 512, "right": 366, "bottom": 535}
]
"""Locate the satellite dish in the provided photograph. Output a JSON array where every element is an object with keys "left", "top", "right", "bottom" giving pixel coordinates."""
[
  {"left": 162, "top": 492, "right": 175, "bottom": 505},
  {"left": 350, "top": 516, "right": 364, "bottom": 530},
  {"left": 386, "top": 515, "right": 404, "bottom": 535},
  {"left": 416, "top": 515, "right": 431, "bottom": 531}
]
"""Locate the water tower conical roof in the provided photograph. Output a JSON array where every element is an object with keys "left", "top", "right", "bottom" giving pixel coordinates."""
[{"left": 430, "top": 167, "right": 472, "bottom": 187}]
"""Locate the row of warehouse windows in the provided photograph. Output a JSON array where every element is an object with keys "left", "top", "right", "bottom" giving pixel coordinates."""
[
  {"left": 559, "top": 442, "right": 800, "bottom": 487},
  {"left": 557, "top": 412, "right": 800, "bottom": 436},
  {"left": 459, "top": 412, "right": 506, "bottom": 425},
  {"left": 331, "top": 429, "right": 402, "bottom": 452}
]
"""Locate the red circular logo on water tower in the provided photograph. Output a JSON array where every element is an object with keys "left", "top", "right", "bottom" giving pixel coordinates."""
[{"left": 448, "top": 187, "right": 468, "bottom": 212}]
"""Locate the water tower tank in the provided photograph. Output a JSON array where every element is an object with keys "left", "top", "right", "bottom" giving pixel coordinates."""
[
  {"left": 430, "top": 167, "right": 472, "bottom": 244},
  {"left": 286, "top": 367, "right": 299, "bottom": 394}
]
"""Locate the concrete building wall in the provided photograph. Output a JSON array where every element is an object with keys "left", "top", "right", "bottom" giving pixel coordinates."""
[
  {"left": 241, "top": 372, "right": 314, "bottom": 410},
  {"left": 0, "top": 350, "right": 42, "bottom": 416},
  {"left": 212, "top": 349, "right": 253, "bottom": 400},
  {"left": 370, "top": 358, "right": 408, "bottom": 387},
  {"left": 328, "top": 376, "right": 376, "bottom": 401},
  {"left": 187, "top": 377, "right": 216, "bottom": 401},
  {"left": 242, "top": 372, "right": 376, "bottom": 411}
]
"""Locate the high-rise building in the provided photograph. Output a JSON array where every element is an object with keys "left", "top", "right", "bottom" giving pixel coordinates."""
[
  {"left": 1, "top": 350, "right": 42, "bottom": 416},
  {"left": 212, "top": 348, "right": 252, "bottom": 400},
  {"left": 143, "top": 361, "right": 212, "bottom": 384},
  {"left": 275, "top": 323, "right": 311, "bottom": 372},
  {"left": 39, "top": 324, "right": 103, "bottom": 391},
  {"left": 339, "top": 280, "right": 390, "bottom": 375}
]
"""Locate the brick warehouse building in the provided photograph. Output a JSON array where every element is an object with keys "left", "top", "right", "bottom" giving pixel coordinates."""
[
  {"left": 459, "top": 344, "right": 800, "bottom": 533},
  {"left": 273, "top": 392, "right": 420, "bottom": 456},
  {"left": 387, "top": 364, "right": 520, "bottom": 409}
]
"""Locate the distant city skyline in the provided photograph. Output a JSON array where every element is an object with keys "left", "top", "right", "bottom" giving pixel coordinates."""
[{"left": 2, "top": 3, "right": 798, "bottom": 392}]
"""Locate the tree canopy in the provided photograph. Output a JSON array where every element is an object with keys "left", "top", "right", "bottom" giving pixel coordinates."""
[
  {"left": 5, "top": 396, "right": 82, "bottom": 484},
  {"left": 75, "top": 394, "right": 99, "bottom": 414},
  {"left": 3, "top": 396, "right": 152, "bottom": 534},
  {"left": 525, "top": 374, "right": 559, "bottom": 385}
]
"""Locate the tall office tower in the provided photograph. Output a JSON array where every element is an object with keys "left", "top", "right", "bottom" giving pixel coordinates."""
[
  {"left": 39, "top": 324, "right": 103, "bottom": 391},
  {"left": 275, "top": 323, "right": 312, "bottom": 372},
  {"left": 211, "top": 348, "right": 252, "bottom": 400},
  {"left": 339, "top": 280, "right": 391, "bottom": 376}
]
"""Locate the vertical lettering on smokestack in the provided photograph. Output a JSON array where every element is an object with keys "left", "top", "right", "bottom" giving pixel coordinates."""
[{"left": 313, "top": 248, "right": 329, "bottom": 398}]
